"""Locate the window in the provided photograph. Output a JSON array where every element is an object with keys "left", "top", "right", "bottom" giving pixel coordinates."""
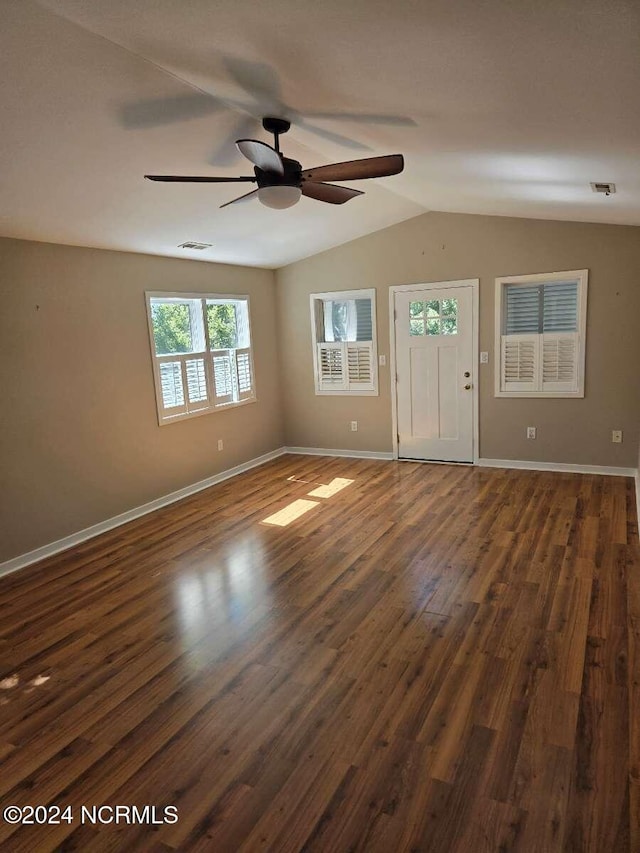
[
  {"left": 409, "top": 297, "right": 458, "bottom": 336},
  {"left": 310, "top": 288, "right": 378, "bottom": 395},
  {"left": 494, "top": 270, "right": 588, "bottom": 397},
  {"left": 146, "top": 292, "right": 255, "bottom": 424}
]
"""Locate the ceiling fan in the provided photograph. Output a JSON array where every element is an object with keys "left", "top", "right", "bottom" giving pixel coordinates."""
[{"left": 145, "top": 117, "right": 404, "bottom": 209}]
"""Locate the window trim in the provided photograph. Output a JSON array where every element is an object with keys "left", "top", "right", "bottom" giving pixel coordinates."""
[
  {"left": 494, "top": 269, "right": 588, "bottom": 398},
  {"left": 145, "top": 290, "right": 257, "bottom": 426},
  {"left": 309, "top": 287, "right": 379, "bottom": 396}
]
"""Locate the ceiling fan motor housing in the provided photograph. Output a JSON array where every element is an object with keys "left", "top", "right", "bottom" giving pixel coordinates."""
[{"left": 255, "top": 156, "right": 302, "bottom": 189}]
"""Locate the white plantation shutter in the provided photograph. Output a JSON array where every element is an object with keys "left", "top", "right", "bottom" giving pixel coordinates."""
[
  {"left": 500, "top": 333, "right": 579, "bottom": 393},
  {"left": 318, "top": 343, "right": 346, "bottom": 390},
  {"left": 235, "top": 348, "right": 254, "bottom": 401},
  {"left": 211, "top": 349, "right": 255, "bottom": 405},
  {"left": 501, "top": 335, "right": 538, "bottom": 392},
  {"left": 317, "top": 342, "right": 375, "bottom": 392},
  {"left": 346, "top": 342, "right": 374, "bottom": 390},
  {"left": 158, "top": 360, "right": 187, "bottom": 414},
  {"left": 185, "top": 357, "right": 209, "bottom": 408},
  {"left": 541, "top": 333, "right": 578, "bottom": 392},
  {"left": 211, "top": 350, "right": 234, "bottom": 405},
  {"left": 157, "top": 355, "right": 212, "bottom": 418}
]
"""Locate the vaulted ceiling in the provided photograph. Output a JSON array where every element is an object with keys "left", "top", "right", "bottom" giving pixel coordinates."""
[{"left": 2, "top": 0, "right": 639, "bottom": 267}]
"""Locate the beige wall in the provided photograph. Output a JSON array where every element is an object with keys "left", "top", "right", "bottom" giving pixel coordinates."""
[
  {"left": 3, "top": 213, "right": 640, "bottom": 564},
  {"left": 637, "top": 418, "right": 640, "bottom": 518},
  {"left": 277, "top": 211, "right": 640, "bottom": 467},
  {"left": 0, "top": 238, "right": 283, "bottom": 562}
]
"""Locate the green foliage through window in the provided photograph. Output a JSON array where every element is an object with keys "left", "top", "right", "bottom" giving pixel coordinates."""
[
  {"left": 207, "top": 303, "right": 237, "bottom": 349},
  {"left": 152, "top": 303, "right": 192, "bottom": 355},
  {"left": 408, "top": 297, "right": 458, "bottom": 336}
]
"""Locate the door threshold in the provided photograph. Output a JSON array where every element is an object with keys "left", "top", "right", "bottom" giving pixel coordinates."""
[{"left": 397, "top": 457, "right": 474, "bottom": 466}]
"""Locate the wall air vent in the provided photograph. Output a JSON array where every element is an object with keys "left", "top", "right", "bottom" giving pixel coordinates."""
[
  {"left": 177, "top": 241, "right": 212, "bottom": 250},
  {"left": 590, "top": 182, "right": 616, "bottom": 195}
]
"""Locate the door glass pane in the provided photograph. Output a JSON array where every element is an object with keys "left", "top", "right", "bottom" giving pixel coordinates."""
[
  {"left": 441, "top": 298, "right": 457, "bottom": 316},
  {"left": 409, "top": 295, "right": 459, "bottom": 335}
]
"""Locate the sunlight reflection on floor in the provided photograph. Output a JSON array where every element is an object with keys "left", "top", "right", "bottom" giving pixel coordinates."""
[
  {"left": 307, "top": 478, "right": 354, "bottom": 499},
  {"left": 0, "top": 673, "right": 51, "bottom": 700},
  {"left": 261, "top": 498, "right": 319, "bottom": 527},
  {"left": 261, "top": 477, "right": 355, "bottom": 528}
]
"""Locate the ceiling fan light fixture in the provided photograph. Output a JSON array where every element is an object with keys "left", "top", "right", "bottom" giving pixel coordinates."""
[
  {"left": 257, "top": 185, "right": 301, "bottom": 209},
  {"left": 145, "top": 118, "right": 404, "bottom": 210}
]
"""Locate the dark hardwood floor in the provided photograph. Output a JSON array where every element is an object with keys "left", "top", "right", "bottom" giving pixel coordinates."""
[{"left": 0, "top": 454, "right": 638, "bottom": 852}]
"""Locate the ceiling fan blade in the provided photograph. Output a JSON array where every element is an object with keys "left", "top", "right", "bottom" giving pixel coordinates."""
[
  {"left": 298, "top": 121, "right": 369, "bottom": 151},
  {"left": 301, "top": 154, "right": 404, "bottom": 183},
  {"left": 209, "top": 115, "right": 261, "bottom": 167},
  {"left": 145, "top": 175, "right": 256, "bottom": 183},
  {"left": 301, "top": 182, "right": 364, "bottom": 205},
  {"left": 224, "top": 57, "right": 284, "bottom": 113},
  {"left": 236, "top": 139, "right": 284, "bottom": 174},
  {"left": 304, "top": 112, "right": 416, "bottom": 127},
  {"left": 120, "top": 94, "right": 223, "bottom": 129},
  {"left": 220, "top": 189, "right": 260, "bottom": 208}
]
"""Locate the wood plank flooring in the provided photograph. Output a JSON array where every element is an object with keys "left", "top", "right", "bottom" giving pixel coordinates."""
[{"left": 0, "top": 455, "right": 638, "bottom": 852}]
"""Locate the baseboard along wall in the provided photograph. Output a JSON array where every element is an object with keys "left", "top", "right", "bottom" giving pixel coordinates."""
[
  {"left": 285, "top": 446, "right": 395, "bottom": 460},
  {"left": 0, "top": 448, "right": 287, "bottom": 579},
  {"left": 477, "top": 457, "right": 637, "bottom": 477},
  {"left": 1, "top": 447, "right": 637, "bottom": 578}
]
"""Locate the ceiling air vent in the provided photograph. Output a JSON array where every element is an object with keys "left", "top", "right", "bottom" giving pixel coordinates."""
[
  {"left": 590, "top": 182, "right": 616, "bottom": 195},
  {"left": 177, "top": 241, "right": 212, "bottom": 250}
]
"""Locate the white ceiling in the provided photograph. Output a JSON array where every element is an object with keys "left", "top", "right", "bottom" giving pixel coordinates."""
[{"left": 2, "top": 0, "right": 639, "bottom": 268}]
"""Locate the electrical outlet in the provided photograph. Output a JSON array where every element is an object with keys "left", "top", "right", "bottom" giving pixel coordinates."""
[
  {"left": 379, "top": 354, "right": 386, "bottom": 366},
  {"left": 612, "top": 430, "right": 623, "bottom": 443},
  {"left": 350, "top": 421, "right": 358, "bottom": 432},
  {"left": 217, "top": 439, "right": 224, "bottom": 451},
  {"left": 480, "top": 351, "right": 489, "bottom": 364},
  {"left": 527, "top": 426, "right": 536, "bottom": 439}
]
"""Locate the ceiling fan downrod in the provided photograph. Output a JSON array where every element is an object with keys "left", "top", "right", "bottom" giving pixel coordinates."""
[{"left": 262, "top": 116, "right": 291, "bottom": 153}]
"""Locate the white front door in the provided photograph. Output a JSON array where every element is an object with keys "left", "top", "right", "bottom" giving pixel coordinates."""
[{"left": 394, "top": 284, "right": 475, "bottom": 462}]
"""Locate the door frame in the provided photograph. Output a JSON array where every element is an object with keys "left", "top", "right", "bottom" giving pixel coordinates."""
[{"left": 389, "top": 278, "right": 480, "bottom": 463}]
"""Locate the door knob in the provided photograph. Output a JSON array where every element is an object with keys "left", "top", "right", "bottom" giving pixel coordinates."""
[
  {"left": 464, "top": 371, "right": 471, "bottom": 378},
  {"left": 464, "top": 384, "right": 472, "bottom": 390}
]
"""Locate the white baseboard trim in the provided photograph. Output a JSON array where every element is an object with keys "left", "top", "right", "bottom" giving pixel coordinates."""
[
  {"left": 285, "top": 446, "right": 395, "bottom": 460},
  {"left": 286, "top": 449, "right": 635, "bottom": 475},
  {"left": 478, "top": 458, "right": 637, "bottom": 478},
  {"left": 3, "top": 448, "right": 636, "bottom": 580},
  {"left": 0, "top": 447, "right": 287, "bottom": 579}
]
